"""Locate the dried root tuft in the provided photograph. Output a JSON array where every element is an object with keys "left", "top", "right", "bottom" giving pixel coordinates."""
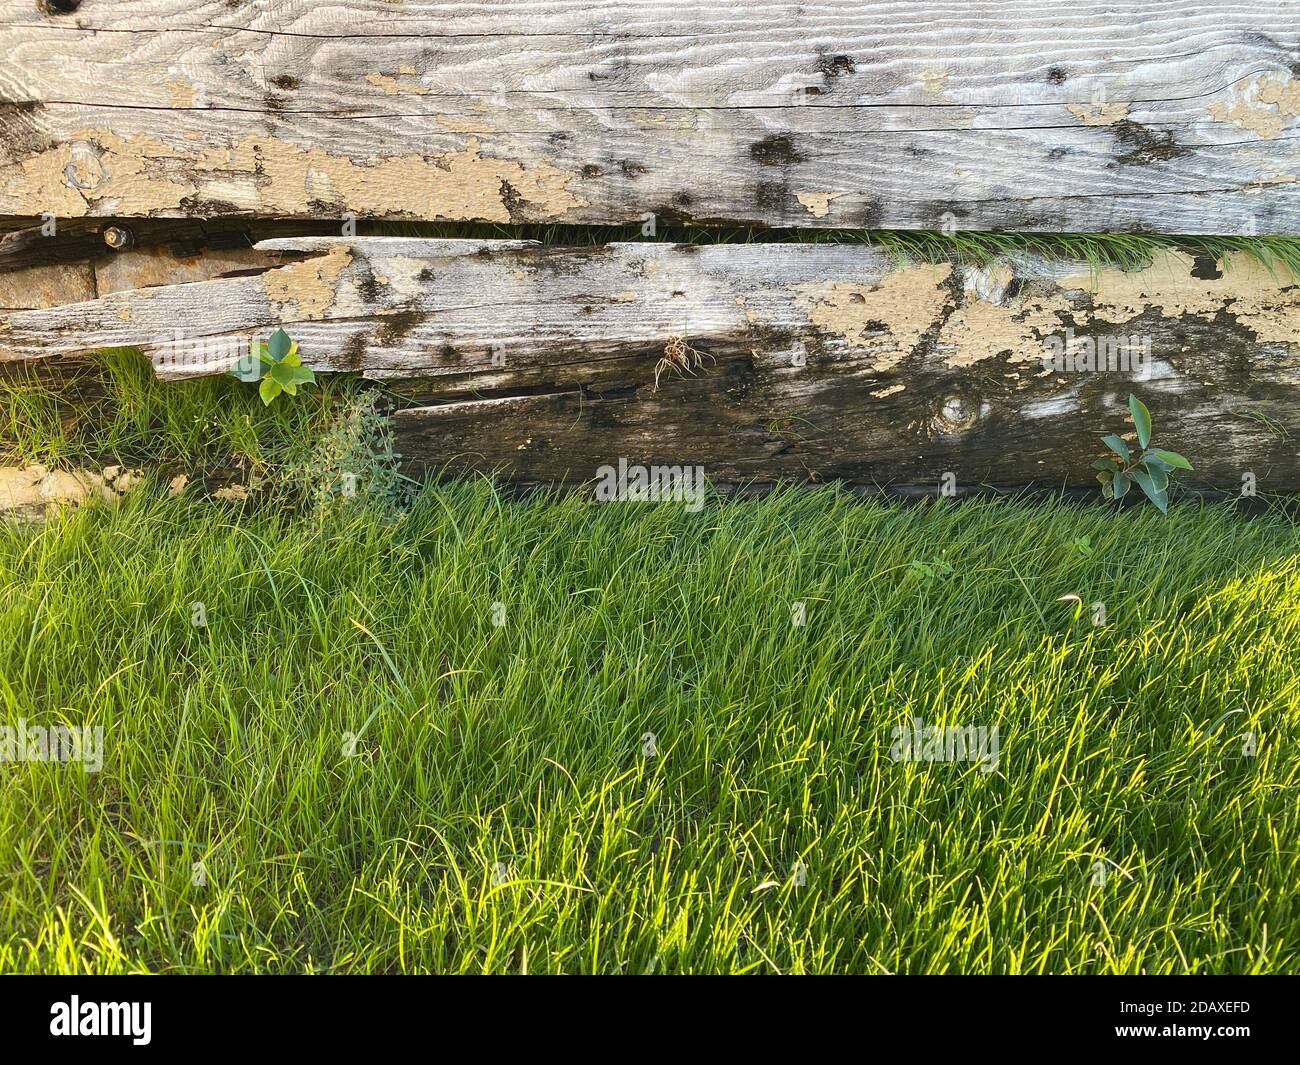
[{"left": 654, "top": 336, "right": 714, "bottom": 391}]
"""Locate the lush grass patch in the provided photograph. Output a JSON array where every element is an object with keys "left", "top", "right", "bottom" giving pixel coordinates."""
[
  {"left": 0, "top": 485, "right": 1295, "bottom": 973},
  {"left": 0, "top": 348, "right": 355, "bottom": 476}
]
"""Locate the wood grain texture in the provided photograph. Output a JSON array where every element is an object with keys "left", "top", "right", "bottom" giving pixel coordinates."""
[
  {"left": 3, "top": 236, "right": 1298, "bottom": 491},
  {"left": 2, "top": 1, "right": 1298, "bottom": 233},
  {"left": 0, "top": 261, "right": 95, "bottom": 310}
]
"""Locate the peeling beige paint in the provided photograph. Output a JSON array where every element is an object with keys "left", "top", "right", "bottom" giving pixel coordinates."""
[
  {"left": 366, "top": 65, "right": 430, "bottom": 95},
  {"left": 796, "top": 264, "right": 952, "bottom": 370},
  {"left": 0, "top": 466, "right": 46, "bottom": 517},
  {"left": 936, "top": 249, "right": 1300, "bottom": 370},
  {"left": 1066, "top": 102, "right": 1130, "bottom": 125},
  {"left": 795, "top": 191, "right": 845, "bottom": 219},
  {"left": 939, "top": 297, "right": 1064, "bottom": 367},
  {"left": 7, "top": 145, "right": 95, "bottom": 215},
  {"left": 1060, "top": 251, "right": 1300, "bottom": 345},
  {"left": 1, "top": 131, "right": 587, "bottom": 223},
  {"left": 940, "top": 263, "right": 1064, "bottom": 366},
  {"left": 871, "top": 384, "right": 906, "bottom": 398},
  {"left": 264, "top": 243, "right": 353, "bottom": 320},
  {"left": 1257, "top": 76, "right": 1300, "bottom": 114},
  {"left": 166, "top": 79, "right": 196, "bottom": 109},
  {"left": 1210, "top": 98, "right": 1286, "bottom": 139},
  {"left": 1208, "top": 74, "right": 1300, "bottom": 140}
]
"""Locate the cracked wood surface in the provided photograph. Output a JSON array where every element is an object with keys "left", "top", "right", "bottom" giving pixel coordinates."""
[
  {"left": 2, "top": 236, "right": 1298, "bottom": 491},
  {"left": 2, "top": 1, "right": 1298, "bottom": 233}
]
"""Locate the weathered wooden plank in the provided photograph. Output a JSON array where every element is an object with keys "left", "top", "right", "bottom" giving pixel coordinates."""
[
  {"left": 0, "top": 261, "right": 95, "bottom": 309},
  {"left": 2, "top": 235, "right": 1297, "bottom": 490},
  {"left": 2, "top": 2, "right": 1298, "bottom": 233},
  {"left": 93, "top": 244, "right": 278, "bottom": 295}
]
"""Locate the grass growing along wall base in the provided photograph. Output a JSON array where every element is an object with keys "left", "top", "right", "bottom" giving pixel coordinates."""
[
  {"left": 0, "top": 348, "right": 360, "bottom": 485},
  {"left": 0, "top": 485, "right": 1295, "bottom": 973}
]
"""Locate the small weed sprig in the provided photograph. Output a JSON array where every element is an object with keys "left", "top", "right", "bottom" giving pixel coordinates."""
[
  {"left": 243, "top": 328, "right": 316, "bottom": 406},
  {"left": 1093, "top": 394, "right": 1192, "bottom": 514},
  {"left": 908, "top": 556, "right": 954, "bottom": 580}
]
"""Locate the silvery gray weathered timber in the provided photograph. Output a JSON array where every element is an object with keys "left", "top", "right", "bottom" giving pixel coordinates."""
[{"left": 1, "top": 1, "right": 1298, "bottom": 233}]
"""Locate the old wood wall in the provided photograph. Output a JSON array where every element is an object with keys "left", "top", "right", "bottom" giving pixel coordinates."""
[
  {"left": 2, "top": 2, "right": 1299, "bottom": 492},
  {"left": 5, "top": 236, "right": 1299, "bottom": 492}
]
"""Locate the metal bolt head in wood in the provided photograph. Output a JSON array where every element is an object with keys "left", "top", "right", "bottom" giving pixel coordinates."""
[{"left": 101, "top": 225, "right": 134, "bottom": 251}]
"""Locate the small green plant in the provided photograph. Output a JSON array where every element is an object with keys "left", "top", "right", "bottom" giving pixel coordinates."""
[
  {"left": 244, "top": 328, "right": 316, "bottom": 406},
  {"left": 1093, "top": 394, "right": 1192, "bottom": 514},
  {"left": 909, "top": 556, "right": 954, "bottom": 580},
  {"left": 276, "top": 391, "right": 408, "bottom": 511}
]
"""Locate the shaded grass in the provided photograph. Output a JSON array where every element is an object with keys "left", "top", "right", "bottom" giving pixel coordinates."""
[
  {"left": 0, "top": 348, "right": 357, "bottom": 477},
  {"left": 0, "top": 485, "right": 1295, "bottom": 973}
]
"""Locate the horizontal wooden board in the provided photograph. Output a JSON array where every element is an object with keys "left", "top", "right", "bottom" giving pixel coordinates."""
[
  {"left": 2, "top": 2, "right": 1298, "bottom": 233},
  {"left": 2, "top": 235, "right": 1298, "bottom": 492}
]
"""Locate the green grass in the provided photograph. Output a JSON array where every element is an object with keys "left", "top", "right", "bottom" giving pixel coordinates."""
[
  {"left": 0, "top": 348, "right": 353, "bottom": 475},
  {"left": 0, "top": 485, "right": 1296, "bottom": 973}
]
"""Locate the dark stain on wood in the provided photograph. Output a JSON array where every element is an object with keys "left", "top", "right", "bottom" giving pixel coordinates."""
[
  {"left": 750, "top": 135, "right": 802, "bottom": 166},
  {"left": 1110, "top": 119, "right": 1190, "bottom": 166},
  {"left": 0, "top": 97, "right": 52, "bottom": 160},
  {"left": 355, "top": 261, "right": 384, "bottom": 306},
  {"left": 1191, "top": 255, "right": 1223, "bottom": 280},
  {"left": 753, "top": 181, "right": 785, "bottom": 212},
  {"left": 817, "top": 53, "right": 856, "bottom": 80},
  {"left": 498, "top": 179, "right": 527, "bottom": 221},
  {"left": 341, "top": 329, "right": 370, "bottom": 371}
]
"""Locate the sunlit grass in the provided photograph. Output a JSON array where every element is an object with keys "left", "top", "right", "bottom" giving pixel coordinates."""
[{"left": 0, "top": 485, "right": 1295, "bottom": 973}]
